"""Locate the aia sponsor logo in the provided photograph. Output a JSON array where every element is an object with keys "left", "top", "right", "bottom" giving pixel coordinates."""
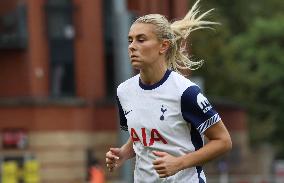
[{"left": 130, "top": 128, "right": 167, "bottom": 146}]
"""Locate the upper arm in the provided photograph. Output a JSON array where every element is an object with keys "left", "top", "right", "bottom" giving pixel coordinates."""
[
  {"left": 204, "top": 120, "right": 231, "bottom": 141},
  {"left": 204, "top": 120, "right": 232, "bottom": 153}
]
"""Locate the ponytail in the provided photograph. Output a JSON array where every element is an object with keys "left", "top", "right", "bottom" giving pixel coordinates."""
[{"left": 134, "top": 0, "right": 219, "bottom": 74}]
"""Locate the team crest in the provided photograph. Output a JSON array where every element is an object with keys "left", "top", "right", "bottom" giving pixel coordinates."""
[{"left": 160, "top": 105, "right": 167, "bottom": 120}]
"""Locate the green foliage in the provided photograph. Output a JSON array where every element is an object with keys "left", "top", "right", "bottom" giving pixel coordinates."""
[
  {"left": 225, "top": 16, "right": 284, "bottom": 153},
  {"left": 189, "top": 0, "right": 284, "bottom": 157}
]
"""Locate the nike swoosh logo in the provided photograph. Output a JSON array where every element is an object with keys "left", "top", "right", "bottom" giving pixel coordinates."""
[{"left": 124, "top": 110, "right": 132, "bottom": 115}]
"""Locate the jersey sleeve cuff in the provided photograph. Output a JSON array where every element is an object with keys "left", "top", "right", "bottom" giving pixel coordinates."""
[{"left": 197, "top": 114, "right": 221, "bottom": 134}]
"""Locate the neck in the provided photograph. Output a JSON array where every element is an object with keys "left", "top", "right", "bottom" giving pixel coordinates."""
[{"left": 140, "top": 61, "right": 168, "bottom": 85}]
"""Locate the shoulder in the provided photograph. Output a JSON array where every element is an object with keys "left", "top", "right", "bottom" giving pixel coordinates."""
[
  {"left": 169, "top": 71, "right": 207, "bottom": 105},
  {"left": 169, "top": 71, "right": 198, "bottom": 93},
  {"left": 117, "top": 74, "right": 139, "bottom": 96},
  {"left": 181, "top": 85, "right": 202, "bottom": 103}
]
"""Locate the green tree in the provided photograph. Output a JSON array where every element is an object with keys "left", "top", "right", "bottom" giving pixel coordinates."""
[
  {"left": 224, "top": 16, "right": 284, "bottom": 156},
  {"left": 189, "top": 0, "right": 284, "bottom": 157}
]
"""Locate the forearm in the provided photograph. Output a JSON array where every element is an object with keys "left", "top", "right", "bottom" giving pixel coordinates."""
[
  {"left": 179, "top": 121, "right": 232, "bottom": 170},
  {"left": 179, "top": 138, "right": 231, "bottom": 170},
  {"left": 120, "top": 137, "right": 135, "bottom": 160}
]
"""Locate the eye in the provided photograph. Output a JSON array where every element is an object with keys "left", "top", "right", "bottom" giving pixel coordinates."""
[
  {"left": 128, "top": 39, "right": 133, "bottom": 44},
  {"left": 138, "top": 39, "right": 145, "bottom": 43}
]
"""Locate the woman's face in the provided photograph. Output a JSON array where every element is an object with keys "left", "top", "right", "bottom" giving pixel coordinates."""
[{"left": 128, "top": 23, "right": 166, "bottom": 70}]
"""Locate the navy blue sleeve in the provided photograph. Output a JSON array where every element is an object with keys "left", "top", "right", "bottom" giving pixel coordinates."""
[
  {"left": 181, "top": 85, "right": 221, "bottom": 134},
  {"left": 116, "top": 96, "right": 128, "bottom": 131}
]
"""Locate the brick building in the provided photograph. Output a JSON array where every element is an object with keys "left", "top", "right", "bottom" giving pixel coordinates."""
[{"left": 0, "top": 0, "right": 249, "bottom": 183}]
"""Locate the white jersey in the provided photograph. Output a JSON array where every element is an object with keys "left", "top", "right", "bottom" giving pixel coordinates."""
[{"left": 116, "top": 70, "right": 221, "bottom": 183}]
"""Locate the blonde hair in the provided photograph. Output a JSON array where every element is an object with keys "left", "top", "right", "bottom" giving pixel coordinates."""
[{"left": 133, "top": 0, "right": 218, "bottom": 73}]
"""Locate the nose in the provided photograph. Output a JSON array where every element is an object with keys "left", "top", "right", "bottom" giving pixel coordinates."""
[{"left": 128, "top": 41, "right": 136, "bottom": 52}]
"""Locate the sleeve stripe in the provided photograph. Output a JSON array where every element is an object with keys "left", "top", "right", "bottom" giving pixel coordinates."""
[{"left": 197, "top": 114, "right": 221, "bottom": 134}]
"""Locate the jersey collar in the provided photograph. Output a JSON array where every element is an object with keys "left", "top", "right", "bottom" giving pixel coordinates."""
[{"left": 139, "top": 69, "right": 172, "bottom": 90}]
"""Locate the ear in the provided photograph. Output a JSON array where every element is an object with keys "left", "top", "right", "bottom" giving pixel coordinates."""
[{"left": 159, "top": 40, "right": 170, "bottom": 55}]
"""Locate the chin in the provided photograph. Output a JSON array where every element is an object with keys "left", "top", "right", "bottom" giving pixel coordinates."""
[
  {"left": 131, "top": 61, "right": 142, "bottom": 69},
  {"left": 131, "top": 64, "right": 142, "bottom": 70}
]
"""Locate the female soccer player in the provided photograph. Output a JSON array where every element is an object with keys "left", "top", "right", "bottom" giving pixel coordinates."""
[{"left": 106, "top": 0, "right": 232, "bottom": 182}]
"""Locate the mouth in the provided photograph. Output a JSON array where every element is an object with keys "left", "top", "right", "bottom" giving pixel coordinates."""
[
  {"left": 130, "top": 55, "right": 140, "bottom": 62},
  {"left": 130, "top": 55, "right": 138, "bottom": 59}
]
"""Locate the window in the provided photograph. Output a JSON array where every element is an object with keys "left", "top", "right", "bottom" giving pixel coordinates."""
[
  {"left": 45, "top": 0, "right": 75, "bottom": 97},
  {"left": 0, "top": 3, "right": 27, "bottom": 49},
  {"left": 103, "top": 0, "right": 115, "bottom": 98}
]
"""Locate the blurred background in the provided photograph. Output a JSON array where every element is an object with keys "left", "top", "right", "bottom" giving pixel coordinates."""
[{"left": 0, "top": 0, "right": 283, "bottom": 183}]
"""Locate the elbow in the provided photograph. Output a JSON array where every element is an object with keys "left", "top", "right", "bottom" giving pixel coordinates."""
[{"left": 222, "top": 136, "right": 232, "bottom": 153}]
